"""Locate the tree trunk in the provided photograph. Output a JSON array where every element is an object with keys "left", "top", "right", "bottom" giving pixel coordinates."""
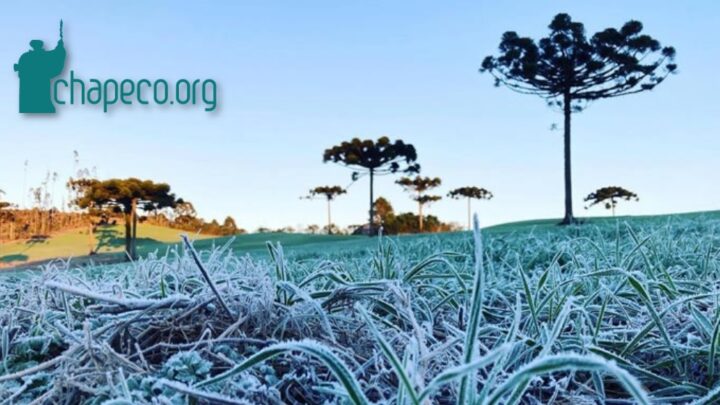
[
  {"left": 368, "top": 169, "right": 375, "bottom": 236},
  {"left": 467, "top": 197, "right": 472, "bottom": 231},
  {"left": 131, "top": 199, "right": 138, "bottom": 260},
  {"left": 88, "top": 222, "right": 95, "bottom": 255},
  {"left": 124, "top": 210, "right": 132, "bottom": 258},
  {"left": 560, "top": 91, "right": 575, "bottom": 225},
  {"left": 327, "top": 198, "right": 332, "bottom": 235},
  {"left": 418, "top": 203, "right": 423, "bottom": 233}
]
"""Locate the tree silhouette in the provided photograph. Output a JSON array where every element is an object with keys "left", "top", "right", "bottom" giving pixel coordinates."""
[
  {"left": 448, "top": 186, "right": 493, "bottom": 230},
  {"left": 306, "top": 185, "right": 346, "bottom": 235},
  {"left": 0, "top": 189, "right": 10, "bottom": 210},
  {"left": 584, "top": 186, "right": 638, "bottom": 216},
  {"left": 396, "top": 176, "right": 442, "bottom": 232},
  {"left": 481, "top": 13, "right": 676, "bottom": 225},
  {"left": 323, "top": 137, "right": 420, "bottom": 235},
  {"left": 69, "top": 178, "right": 181, "bottom": 260}
]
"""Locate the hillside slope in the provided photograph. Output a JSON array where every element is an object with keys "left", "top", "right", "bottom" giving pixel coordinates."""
[{"left": 2, "top": 210, "right": 718, "bottom": 269}]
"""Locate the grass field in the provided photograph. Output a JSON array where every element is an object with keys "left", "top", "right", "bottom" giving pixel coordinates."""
[
  {"left": 1, "top": 211, "right": 720, "bottom": 403},
  {"left": 0, "top": 224, "right": 215, "bottom": 267},
  {"left": 0, "top": 224, "right": 370, "bottom": 269},
  {"left": 4, "top": 211, "right": 718, "bottom": 270}
]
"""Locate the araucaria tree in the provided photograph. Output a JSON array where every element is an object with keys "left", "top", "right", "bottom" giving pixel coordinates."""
[
  {"left": 323, "top": 137, "right": 420, "bottom": 235},
  {"left": 448, "top": 186, "right": 493, "bottom": 230},
  {"left": 481, "top": 13, "right": 676, "bottom": 225},
  {"left": 69, "top": 178, "right": 181, "bottom": 259},
  {"left": 584, "top": 186, "right": 638, "bottom": 216},
  {"left": 306, "top": 185, "right": 346, "bottom": 235},
  {"left": 396, "top": 176, "right": 442, "bottom": 232}
]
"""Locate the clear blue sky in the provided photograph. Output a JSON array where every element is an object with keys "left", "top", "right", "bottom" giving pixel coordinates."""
[{"left": 0, "top": 1, "right": 718, "bottom": 230}]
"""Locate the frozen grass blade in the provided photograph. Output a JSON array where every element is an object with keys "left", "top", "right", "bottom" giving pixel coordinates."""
[
  {"left": 358, "top": 305, "right": 420, "bottom": 404},
  {"left": 458, "top": 214, "right": 485, "bottom": 404},
  {"left": 181, "top": 235, "right": 234, "bottom": 318},
  {"left": 708, "top": 309, "right": 720, "bottom": 383},
  {"left": 156, "top": 378, "right": 251, "bottom": 404},
  {"left": 197, "top": 339, "right": 369, "bottom": 404},
  {"left": 485, "top": 353, "right": 651, "bottom": 405},
  {"left": 626, "top": 274, "right": 682, "bottom": 375},
  {"left": 693, "top": 384, "right": 720, "bottom": 405}
]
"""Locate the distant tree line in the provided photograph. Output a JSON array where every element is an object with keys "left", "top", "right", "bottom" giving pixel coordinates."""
[
  {"left": 372, "top": 197, "right": 459, "bottom": 234},
  {"left": 0, "top": 208, "right": 86, "bottom": 242},
  {"left": 148, "top": 201, "right": 244, "bottom": 236}
]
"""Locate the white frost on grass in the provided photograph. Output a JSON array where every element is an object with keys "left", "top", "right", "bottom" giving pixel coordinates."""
[{"left": 0, "top": 214, "right": 719, "bottom": 404}]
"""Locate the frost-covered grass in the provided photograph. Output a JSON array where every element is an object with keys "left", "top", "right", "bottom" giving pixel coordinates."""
[{"left": 1, "top": 214, "right": 720, "bottom": 404}]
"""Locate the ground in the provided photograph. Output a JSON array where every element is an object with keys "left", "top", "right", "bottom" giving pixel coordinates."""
[
  {"left": 0, "top": 224, "right": 214, "bottom": 268},
  {"left": 3, "top": 211, "right": 717, "bottom": 270},
  {"left": 1, "top": 210, "right": 719, "bottom": 404}
]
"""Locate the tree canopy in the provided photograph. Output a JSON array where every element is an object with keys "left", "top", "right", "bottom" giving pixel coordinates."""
[
  {"left": 373, "top": 197, "right": 394, "bottom": 221},
  {"left": 323, "top": 137, "right": 420, "bottom": 177},
  {"left": 584, "top": 186, "right": 638, "bottom": 215},
  {"left": 480, "top": 13, "right": 676, "bottom": 107},
  {"left": 448, "top": 186, "right": 493, "bottom": 201},
  {"left": 415, "top": 195, "right": 442, "bottom": 205},
  {"left": 70, "top": 178, "right": 179, "bottom": 213},
  {"left": 308, "top": 185, "right": 346, "bottom": 201},
  {"left": 396, "top": 176, "right": 442, "bottom": 195}
]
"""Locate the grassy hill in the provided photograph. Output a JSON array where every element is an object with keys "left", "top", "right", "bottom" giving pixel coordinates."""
[
  {"left": 484, "top": 209, "right": 720, "bottom": 233},
  {"left": 2, "top": 210, "right": 718, "bottom": 269},
  {"left": 0, "top": 223, "right": 372, "bottom": 269},
  {"left": 0, "top": 224, "right": 213, "bottom": 267}
]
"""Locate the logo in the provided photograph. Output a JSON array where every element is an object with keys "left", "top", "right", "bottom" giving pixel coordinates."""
[
  {"left": 14, "top": 20, "right": 218, "bottom": 114},
  {"left": 14, "top": 21, "right": 66, "bottom": 113}
]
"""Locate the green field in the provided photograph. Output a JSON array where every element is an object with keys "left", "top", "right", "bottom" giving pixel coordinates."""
[
  {"left": 2, "top": 210, "right": 720, "bottom": 403},
  {"left": 0, "top": 224, "right": 216, "bottom": 267},
  {"left": 0, "top": 224, "right": 370, "bottom": 269},
  {"left": 4, "top": 211, "right": 718, "bottom": 270}
]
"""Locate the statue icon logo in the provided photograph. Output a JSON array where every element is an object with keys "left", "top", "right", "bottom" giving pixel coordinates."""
[
  {"left": 13, "top": 20, "right": 66, "bottom": 114},
  {"left": 11, "top": 20, "right": 218, "bottom": 113}
]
